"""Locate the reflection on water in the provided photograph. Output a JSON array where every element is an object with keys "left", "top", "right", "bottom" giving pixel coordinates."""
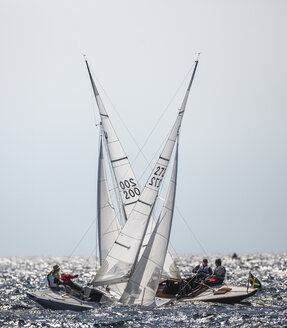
[{"left": 0, "top": 253, "right": 286, "bottom": 327}]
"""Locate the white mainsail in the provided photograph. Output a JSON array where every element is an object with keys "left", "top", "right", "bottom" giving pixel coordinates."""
[
  {"left": 120, "top": 141, "right": 179, "bottom": 306},
  {"left": 85, "top": 60, "right": 140, "bottom": 220},
  {"left": 85, "top": 59, "right": 180, "bottom": 280},
  {"left": 97, "top": 135, "right": 122, "bottom": 265},
  {"left": 139, "top": 59, "right": 199, "bottom": 280}
]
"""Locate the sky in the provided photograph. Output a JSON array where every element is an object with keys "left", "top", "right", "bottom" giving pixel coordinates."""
[{"left": 0, "top": 0, "right": 286, "bottom": 256}]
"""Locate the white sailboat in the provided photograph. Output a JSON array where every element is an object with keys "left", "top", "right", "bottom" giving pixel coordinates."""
[
  {"left": 26, "top": 134, "right": 122, "bottom": 311},
  {"left": 27, "top": 58, "right": 257, "bottom": 311}
]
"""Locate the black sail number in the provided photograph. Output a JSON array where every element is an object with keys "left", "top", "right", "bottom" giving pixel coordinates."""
[
  {"left": 119, "top": 178, "right": 140, "bottom": 200},
  {"left": 149, "top": 166, "right": 166, "bottom": 187}
]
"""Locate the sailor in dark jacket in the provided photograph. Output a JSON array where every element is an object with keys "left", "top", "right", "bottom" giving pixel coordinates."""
[
  {"left": 192, "top": 259, "right": 212, "bottom": 278},
  {"left": 205, "top": 258, "right": 226, "bottom": 286}
]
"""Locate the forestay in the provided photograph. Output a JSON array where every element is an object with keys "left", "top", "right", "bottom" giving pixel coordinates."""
[
  {"left": 97, "top": 136, "right": 122, "bottom": 265},
  {"left": 120, "top": 141, "right": 179, "bottom": 306}
]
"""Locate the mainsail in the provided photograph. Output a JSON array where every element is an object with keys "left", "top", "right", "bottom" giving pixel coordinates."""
[
  {"left": 85, "top": 59, "right": 180, "bottom": 280},
  {"left": 85, "top": 60, "right": 140, "bottom": 219},
  {"left": 97, "top": 135, "right": 121, "bottom": 265},
  {"left": 139, "top": 59, "right": 199, "bottom": 280},
  {"left": 120, "top": 141, "right": 179, "bottom": 306}
]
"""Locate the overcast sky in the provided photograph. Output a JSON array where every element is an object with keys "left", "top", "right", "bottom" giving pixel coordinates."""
[{"left": 1, "top": 0, "right": 286, "bottom": 256}]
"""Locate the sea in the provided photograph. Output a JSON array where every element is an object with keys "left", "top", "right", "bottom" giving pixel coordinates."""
[{"left": 0, "top": 253, "right": 286, "bottom": 327}]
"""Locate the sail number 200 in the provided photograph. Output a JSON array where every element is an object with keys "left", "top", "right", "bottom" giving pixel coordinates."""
[
  {"left": 149, "top": 166, "right": 166, "bottom": 188},
  {"left": 119, "top": 178, "right": 141, "bottom": 199}
]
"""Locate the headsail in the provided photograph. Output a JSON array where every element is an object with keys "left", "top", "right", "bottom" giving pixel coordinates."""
[
  {"left": 120, "top": 141, "right": 179, "bottom": 306},
  {"left": 97, "top": 135, "right": 121, "bottom": 265}
]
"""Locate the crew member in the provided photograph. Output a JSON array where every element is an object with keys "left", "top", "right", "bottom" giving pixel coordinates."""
[
  {"left": 47, "top": 265, "right": 63, "bottom": 290},
  {"left": 192, "top": 258, "right": 212, "bottom": 278},
  {"left": 61, "top": 273, "right": 82, "bottom": 292},
  {"left": 205, "top": 258, "right": 226, "bottom": 286}
]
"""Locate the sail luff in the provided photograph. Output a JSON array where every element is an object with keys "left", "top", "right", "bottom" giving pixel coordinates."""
[
  {"left": 120, "top": 141, "right": 179, "bottom": 306},
  {"left": 85, "top": 59, "right": 141, "bottom": 219}
]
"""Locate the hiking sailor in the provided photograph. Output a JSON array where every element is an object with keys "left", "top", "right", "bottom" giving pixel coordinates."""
[
  {"left": 205, "top": 258, "right": 226, "bottom": 286},
  {"left": 47, "top": 265, "right": 63, "bottom": 291},
  {"left": 192, "top": 258, "right": 212, "bottom": 278},
  {"left": 61, "top": 273, "right": 83, "bottom": 293}
]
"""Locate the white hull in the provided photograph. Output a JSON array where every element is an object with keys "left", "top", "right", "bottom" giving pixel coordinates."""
[{"left": 178, "top": 284, "right": 257, "bottom": 304}]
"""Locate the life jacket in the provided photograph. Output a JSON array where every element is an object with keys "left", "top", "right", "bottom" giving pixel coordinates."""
[
  {"left": 61, "top": 274, "right": 75, "bottom": 285},
  {"left": 47, "top": 271, "right": 60, "bottom": 288}
]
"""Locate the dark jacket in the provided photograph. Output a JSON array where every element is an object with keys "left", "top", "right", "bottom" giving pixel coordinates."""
[
  {"left": 192, "top": 264, "right": 212, "bottom": 277},
  {"left": 214, "top": 265, "right": 226, "bottom": 282}
]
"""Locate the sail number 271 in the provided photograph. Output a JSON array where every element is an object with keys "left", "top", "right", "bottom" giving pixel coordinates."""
[
  {"left": 149, "top": 166, "right": 166, "bottom": 188},
  {"left": 119, "top": 178, "right": 141, "bottom": 199}
]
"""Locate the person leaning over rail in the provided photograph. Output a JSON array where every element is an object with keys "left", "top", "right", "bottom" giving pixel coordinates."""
[{"left": 61, "top": 273, "right": 83, "bottom": 293}]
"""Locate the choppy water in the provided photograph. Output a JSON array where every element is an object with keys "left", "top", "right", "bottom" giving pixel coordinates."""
[{"left": 0, "top": 253, "right": 286, "bottom": 327}]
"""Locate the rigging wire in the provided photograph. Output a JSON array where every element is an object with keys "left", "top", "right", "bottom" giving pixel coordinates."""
[
  {"left": 68, "top": 218, "right": 97, "bottom": 259},
  {"left": 175, "top": 205, "right": 207, "bottom": 256}
]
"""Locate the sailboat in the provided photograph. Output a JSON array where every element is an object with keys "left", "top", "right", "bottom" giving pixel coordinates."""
[
  {"left": 26, "top": 132, "right": 122, "bottom": 311},
  {"left": 27, "top": 57, "right": 257, "bottom": 310}
]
